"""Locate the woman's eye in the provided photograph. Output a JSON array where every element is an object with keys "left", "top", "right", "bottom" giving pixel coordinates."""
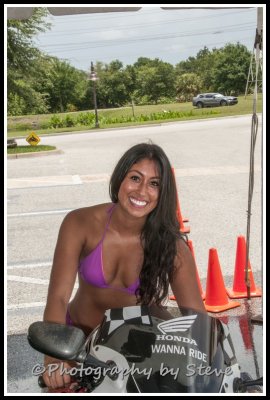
[
  {"left": 150, "top": 181, "right": 159, "bottom": 187},
  {"left": 130, "top": 175, "right": 140, "bottom": 181}
]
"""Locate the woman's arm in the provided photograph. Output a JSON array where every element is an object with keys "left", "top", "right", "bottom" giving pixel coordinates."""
[
  {"left": 42, "top": 210, "right": 85, "bottom": 389},
  {"left": 43, "top": 210, "right": 85, "bottom": 323},
  {"left": 170, "top": 238, "right": 206, "bottom": 314}
]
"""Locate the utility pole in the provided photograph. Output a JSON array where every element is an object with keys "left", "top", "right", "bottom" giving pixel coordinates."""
[
  {"left": 244, "top": 50, "right": 262, "bottom": 98},
  {"left": 89, "top": 62, "right": 99, "bottom": 128},
  {"left": 245, "top": 9, "right": 263, "bottom": 99}
]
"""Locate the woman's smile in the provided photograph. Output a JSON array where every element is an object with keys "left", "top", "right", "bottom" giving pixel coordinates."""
[{"left": 129, "top": 196, "right": 148, "bottom": 208}]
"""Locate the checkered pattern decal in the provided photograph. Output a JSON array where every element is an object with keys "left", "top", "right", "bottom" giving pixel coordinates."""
[
  {"left": 220, "top": 321, "right": 236, "bottom": 362},
  {"left": 102, "top": 306, "right": 152, "bottom": 336}
]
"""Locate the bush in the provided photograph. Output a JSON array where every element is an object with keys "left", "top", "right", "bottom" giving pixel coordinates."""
[
  {"left": 76, "top": 112, "right": 95, "bottom": 126},
  {"left": 49, "top": 115, "right": 64, "bottom": 128},
  {"left": 157, "top": 97, "right": 175, "bottom": 104},
  {"left": 66, "top": 104, "right": 78, "bottom": 112},
  {"left": 64, "top": 114, "right": 76, "bottom": 127}
]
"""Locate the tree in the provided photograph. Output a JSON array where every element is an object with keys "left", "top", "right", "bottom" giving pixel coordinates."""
[
  {"left": 133, "top": 58, "right": 175, "bottom": 104},
  {"left": 175, "top": 44, "right": 251, "bottom": 95},
  {"left": 7, "top": 7, "right": 51, "bottom": 114},
  {"left": 175, "top": 47, "right": 216, "bottom": 92},
  {"left": 175, "top": 73, "right": 203, "bottom": 102},
  {"left": 44, "top": 58, "right": 88, "bottom": 113},
  {"left": 7, "top": 8, "right": 50, "bottom": 71},
  {"left": 93, "top": 60, "right": 133, "bottom": 108},
  {"left": 212, "top": 43, "right": 251, "bottom": 95}
]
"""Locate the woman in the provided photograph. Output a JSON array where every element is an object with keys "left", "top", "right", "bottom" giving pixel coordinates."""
[{"left": 42, "top": 142, "right": 205, "bottom": 389}]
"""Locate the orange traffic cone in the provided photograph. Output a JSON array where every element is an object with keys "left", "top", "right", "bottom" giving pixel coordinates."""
[
  {"left": 226, "top": 236, "right": 262, "bottom": 298},
  {"left": 204, "top": 248, "right": 240, "bottom": 312},
  {"left": 176, "top": 200, "right": 190, "bottom": 234},
  {"left": 169, "top": 240, "right": 205, "bottom": 301},
  {"left": 187, "top": 240, "right": 205, "bottom": 300},
  {"left": 171, "top": 168, "right": 190, "bottom": 234}
]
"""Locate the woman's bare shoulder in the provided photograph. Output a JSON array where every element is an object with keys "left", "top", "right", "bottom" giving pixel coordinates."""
[{"left": 64, "top": 203, "right": 113, "bottom": 228}]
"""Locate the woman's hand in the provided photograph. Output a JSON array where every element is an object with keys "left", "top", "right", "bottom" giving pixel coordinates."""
[{"left": 42, "top": 355, "right": 76, "bottom": 389}]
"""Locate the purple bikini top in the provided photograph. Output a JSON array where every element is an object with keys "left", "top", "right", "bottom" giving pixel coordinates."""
[{"left": 79, "top": 204, "right": 140, "bottom": 295}]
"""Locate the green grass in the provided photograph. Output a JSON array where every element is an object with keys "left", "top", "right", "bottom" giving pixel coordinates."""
[
  {"left": 7, "top": 94, "right": 262, "bottom": 138},
  {"left": 7, "top": 145, "right": 56, "bottom": 154}
]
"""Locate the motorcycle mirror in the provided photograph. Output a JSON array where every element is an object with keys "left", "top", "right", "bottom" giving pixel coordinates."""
[
  {"left": 28, "top": 321, "right": 117, "bottom": 374},
  {"left": 28, "top": 321, "right": 87, "bottom": 361}
]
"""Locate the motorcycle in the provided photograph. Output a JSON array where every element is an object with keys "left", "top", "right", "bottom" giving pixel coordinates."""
[{"left": 27, "top": 305, "right": 263, "bottom": 393}]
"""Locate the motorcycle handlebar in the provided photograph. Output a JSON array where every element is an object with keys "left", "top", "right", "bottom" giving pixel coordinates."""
[
  {"left": 37, "top": 359, "right": 118, "bottom": 390},
  {"left": 38, "top": 375, "right": 47, "bottom": 388}
]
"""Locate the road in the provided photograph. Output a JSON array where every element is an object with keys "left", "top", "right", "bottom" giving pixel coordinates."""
[{"left": 6, "top": 116, "right": 264, "bottom": 393}]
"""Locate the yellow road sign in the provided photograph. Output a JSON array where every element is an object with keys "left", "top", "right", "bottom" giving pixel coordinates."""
[{"left": 26, "top": 132, "right": 40, "bottom": 146}]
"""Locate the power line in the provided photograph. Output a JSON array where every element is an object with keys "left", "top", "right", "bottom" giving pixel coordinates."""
[
  {"left": 62, "top": 35, "right": 254, "bottom": 66},
  {"left": 27, "top": 7, "right": 257, "bottom": 69},
  {"left": 41, "top": 8, "right": 255, "bottom": 35},
  {"left": 36, "top": 23, "right": 255, "bottom": 53}
]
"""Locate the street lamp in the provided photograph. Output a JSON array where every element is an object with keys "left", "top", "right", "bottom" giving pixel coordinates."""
[{"left": 89, "top": 61, "right": 99, "bottom": 128}]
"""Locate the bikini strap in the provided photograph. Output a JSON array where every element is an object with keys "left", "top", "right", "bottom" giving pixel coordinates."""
[{"left": 101, "top": 203, "right": 115, "bottom": 241}]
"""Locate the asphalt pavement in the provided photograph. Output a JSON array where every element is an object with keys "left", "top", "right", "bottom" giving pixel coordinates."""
[{"left": 6, "top": 116, "right": 264, "bottom": 393}]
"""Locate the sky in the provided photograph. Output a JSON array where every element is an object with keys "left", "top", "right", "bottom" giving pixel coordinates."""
[{"left": 29, "top": 5, "right": 260, "bottom": 73}]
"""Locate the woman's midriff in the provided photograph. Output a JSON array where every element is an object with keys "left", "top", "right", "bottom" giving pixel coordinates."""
[{"left": 68, "top": 279, "right": 139, "bottom": 334}]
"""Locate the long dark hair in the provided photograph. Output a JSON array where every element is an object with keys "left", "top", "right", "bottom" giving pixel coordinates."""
[{"left": 109, "top": 142, "right": 184, "bottom": 305}]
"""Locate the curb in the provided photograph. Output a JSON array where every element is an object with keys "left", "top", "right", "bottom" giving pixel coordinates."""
[
  {"left": 9, "top": 114, "right": 256, "bottom": 141},
  {"left": 7, "top": 149, "right": 64, "bottom": 159}
]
